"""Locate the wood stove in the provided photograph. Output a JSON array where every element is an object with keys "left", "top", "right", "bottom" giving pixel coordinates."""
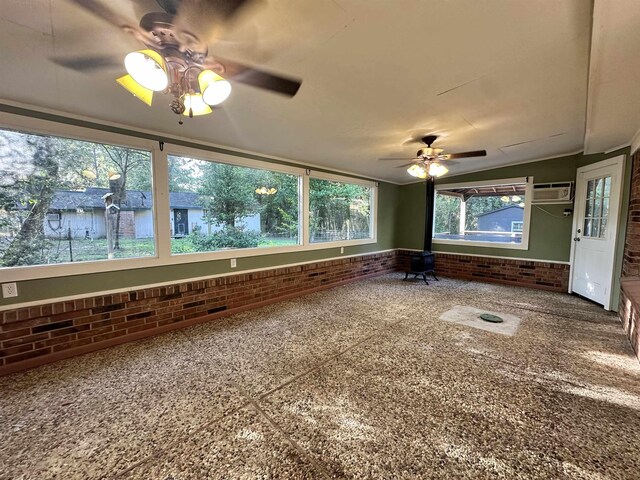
[
  {"left": 403, "top": 177, "right": 439, "bottom": 284},
  {"left": 404, "top": 251, "right": 438, "bottom": 284}
]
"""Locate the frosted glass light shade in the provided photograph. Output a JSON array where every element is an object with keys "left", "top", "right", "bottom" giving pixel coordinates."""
[
  {"left": 116, "top": 74, "right": 154, "bottom": 106},
  {"left": 124, "top": 50, "right": 168, "bottom": 92},
  {"left": 199, "top": 70, "right": 232, "bottom": 106},
  {"left": 407, "top": 164, "right": 427, "bottom": 179},
  {"left": 428, "top": 162, "right": 448, "bottom": 177},
  {"left": 182, "top": 94, "right": 213, "bottom": 116}
]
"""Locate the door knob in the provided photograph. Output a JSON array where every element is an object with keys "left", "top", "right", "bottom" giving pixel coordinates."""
[{"left": 574, "top": 237, "right": 580, "bottom": 241}]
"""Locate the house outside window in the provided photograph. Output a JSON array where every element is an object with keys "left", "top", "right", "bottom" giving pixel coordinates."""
[
  {"left": 434, "top": 177, "right": 533, "bottom": 249},
  {"left": 0, "top": 127, "right": 155, "bottom": 268},
  {"left": 168, "top": 154, "right": 302, "bottom": 254}
]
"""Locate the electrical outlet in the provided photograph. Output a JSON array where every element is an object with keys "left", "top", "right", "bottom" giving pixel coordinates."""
[
  {"left": 2, "top": 282, "right": 18, "bottom": 298},
  {"left": 340, "top": 247, "right": 344, "bottom": 254},
  {"left": 230, "top": 258, "right": 237, "bottom": 268}
]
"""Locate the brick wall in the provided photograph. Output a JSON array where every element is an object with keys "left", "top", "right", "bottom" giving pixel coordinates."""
[
  {"left": 623, "top": 150, "right": 640, "bottom": 276},
  {"left": 619, "top": 282, "right": 640, "bottom": 361},
  {"left": 0, "top": 248, "right": 578, "bottom": 376},
  {"left": 398, "top": 250, "right": 570, "bottom": 292},
  {"left": 0, "top": 251, "right": 398, "bottom": 376},
  {"left": 620, "top": 149, "right": 640, "bottom": 360}
]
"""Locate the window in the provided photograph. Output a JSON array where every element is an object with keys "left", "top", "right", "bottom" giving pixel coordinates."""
[
  {"left": 168, "top": 154, "right": 301, "bottom": 253},
  {"left": 434, "top": 178, "right": 532, "bottom": 249},
  {"left": 309, "top": 177, "right": 373, "bottom": 243},
  {"left": 583, "top": 176, "right": 611, "bottom": 238},
  {"left": 0, "top": 113, "right": 378, "bottom": 280},
  {"left": 0, "top": 127, "right": 154, "bottom": 267}
]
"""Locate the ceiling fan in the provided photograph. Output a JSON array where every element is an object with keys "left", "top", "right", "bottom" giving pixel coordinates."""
[
  {"left": 379, "top": 135, "right": 487, "bottom": 178},
  {"left": 56, "top": 0, "right": 302, "bottom": 123}
]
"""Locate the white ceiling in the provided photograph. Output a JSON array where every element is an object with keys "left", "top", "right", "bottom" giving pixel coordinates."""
[
  {"left": 584, "top": 0, "right": 640, "bottom": 154},
  {"left": 0, "top": 0, "right": 637, "bottom": 183}
]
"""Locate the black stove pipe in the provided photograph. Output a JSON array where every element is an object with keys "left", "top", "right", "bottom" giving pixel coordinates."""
[{"left": 423, "top": 177, "right": 435, "bottom": 252}]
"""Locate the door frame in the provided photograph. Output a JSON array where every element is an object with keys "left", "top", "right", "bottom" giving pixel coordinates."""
[{"left": 569, "top": 155, "right": 625, "bottom": 310}]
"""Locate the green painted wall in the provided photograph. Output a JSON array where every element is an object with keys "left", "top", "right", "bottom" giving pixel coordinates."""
[{"left": 0, "top": 107, "right": 399, "bottom": 307}]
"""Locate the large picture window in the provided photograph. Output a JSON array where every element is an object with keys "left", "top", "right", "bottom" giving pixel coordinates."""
[
  {"left": 434, "top": 178, "right": 532, "bottom": 248},
  {"left": 0, "top": 128, "right": 154, "bottom": 267},
  {"left": 168, "top": 155, "right": 301, "bottom": 253},
  {"left": 309, "top": 177, "right": 373, "bottom": 243},
  {"left": 0, "top": 114, "right": 379, "bottom": 281}
]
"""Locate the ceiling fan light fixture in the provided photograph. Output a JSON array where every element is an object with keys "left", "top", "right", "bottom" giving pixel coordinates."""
[
  {"left": 428, "top": 162, "right": 448, "bottom": 177},
  {"left": 182, "top": 93, "right": 213, "bottom": 116},
  {"left": 116, "top": 74, "right": 154, "bottom": 106},
  {"left": 199, "top": 70, "right": 232, "bottom": 106},
  {"left": 124, "top": 49, "right": 168, "bottom": 92},
  {"left": 407, "top": 164, "right": 428, "bottom": 179}
]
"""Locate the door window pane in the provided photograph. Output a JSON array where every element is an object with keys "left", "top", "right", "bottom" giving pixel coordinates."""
[
  {"left": 585, "top": 199, "right": 594, "bottom": 217},
  {"left": 600, "top": 218, "right": 607, "bottom": 238},
  {"left": 594, "top": 198, "right": 602, "bottom": 218},
  {"left": 604, "top": 177, "right": 611, "bottom": 197},
  {"left": 168, "top": 155, "right": 300, "bottom": 253},
  {"left": 309, "top": 178, "right": 372, "bottom": 243},
  {"left": 0, "top": 128, "right": 154, "bottom": 267},
  {"left": 595, "top": 178, "right": 604, "bottom": 197},
  {"left": 583, "top": 175, "right": 611, "bottom": 239}
]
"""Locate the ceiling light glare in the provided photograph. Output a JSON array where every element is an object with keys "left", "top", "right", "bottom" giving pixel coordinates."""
[
  {"left": 519, "top": 202, "right": 525, "bottom": 207},
  {"left": 511, "top": 195, "right": 521, "bottom": 202},
  {"left": 500, "top": 195, "right": 510, "bottom": 202},
  {"left": 182, "top": 94, "right": 213, "bottom": 116},
  {"left": 199, "top": 70, "right": 232, "bottom": 106},
  {"left": 124, "top": 50, "right": 168, "bottom": 92},
  {"left": 428, "top": 162, "right": 448, "bottom": 177},
  {"left": 407, "top": 164, "right": 427, "bottom": 179}
]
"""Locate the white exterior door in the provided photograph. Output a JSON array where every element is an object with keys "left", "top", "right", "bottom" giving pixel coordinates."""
[{"left": 570, "top": 156, "right": 624, "bottom": 309}]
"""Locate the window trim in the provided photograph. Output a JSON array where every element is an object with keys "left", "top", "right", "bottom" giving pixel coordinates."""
[
  {"left": 308, "top": 171, "right": 378, "bottom": 246},
  {"left": 433, "top": 176, "right": 533, "bottom": 250},
  {"left": 0, "top": 112, "right": 379, "bottom": 282}
]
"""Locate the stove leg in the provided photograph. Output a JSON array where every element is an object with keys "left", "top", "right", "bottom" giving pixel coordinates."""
[
  {"left": 422, "top": 273, "right": 429, "bottom": 285},
  {"left": 432, "top": 272, "right": 439, "bottom": 281},
  {"left": 403, "top": 272, "right": 409, "bottom": 281}
]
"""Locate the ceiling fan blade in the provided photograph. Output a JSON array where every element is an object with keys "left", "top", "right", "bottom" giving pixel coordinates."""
[
  {"left": 215, "top": 58, "right": 302, "bottom": 97},
  {"left": 51, "top": 55, "right": 121, "bottom": 72},
  {"left": 378, "top": 157, "right": 415, "bottom": 161},
  {"left": 68, "top": 0, "right": 136, "bottom": 29},
  {"left": 158, "top": 0, "right": 256, "bottom": 20},
  {"left": 395, "top": 162, "right": 420, "bottom": 168},
  {"left": 444, "top": 150, "right": 487, "bottom": 160}
]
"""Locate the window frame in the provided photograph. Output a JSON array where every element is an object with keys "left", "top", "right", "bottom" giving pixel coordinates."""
[
  {"left": 307, "top": 171, "right": 378, "bottom": 248},
  {"left": 163, "top": 144, "right": 306, "bottom": 261},
  {"left": 433, "top": 176, "right": 533, "bottom": 250},
  {"left": 0, "top": 112, "right": 379, "bottom": 282}
]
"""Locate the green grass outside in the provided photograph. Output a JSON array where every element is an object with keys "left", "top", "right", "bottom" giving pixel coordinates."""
[{"left": 38, "top": 235, "right": 298, "bottom": 263}]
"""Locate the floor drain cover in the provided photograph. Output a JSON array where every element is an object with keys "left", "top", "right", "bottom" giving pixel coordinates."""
[{"left": 479, "top": 313, "right": 504, "bottom": 323}]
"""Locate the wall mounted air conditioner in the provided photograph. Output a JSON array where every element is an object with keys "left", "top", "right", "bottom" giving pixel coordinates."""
[{"left": 532, "top": 182, "right": 573, "bottom": 204}]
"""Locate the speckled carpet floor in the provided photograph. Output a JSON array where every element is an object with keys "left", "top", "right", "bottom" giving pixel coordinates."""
[{"left": 2, "top": 274, "right": 640, "bottom": 480}]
